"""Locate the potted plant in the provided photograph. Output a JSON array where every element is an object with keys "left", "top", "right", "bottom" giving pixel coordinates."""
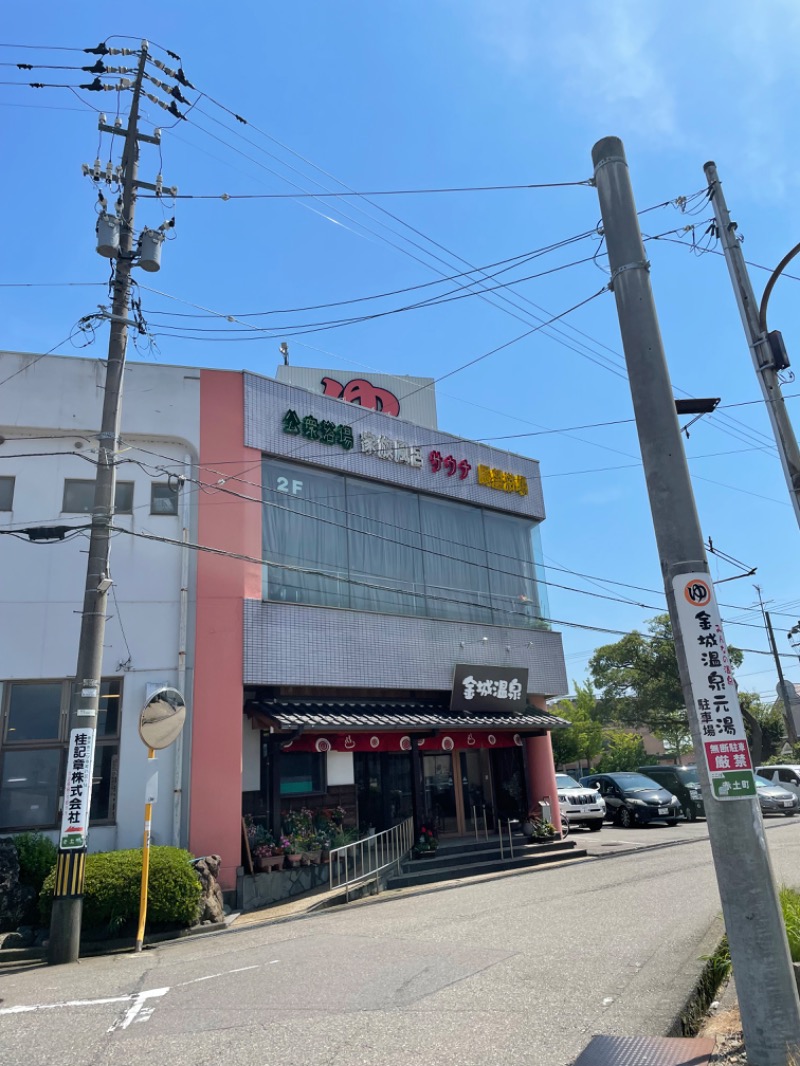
[
  {"left": 253, "top": 841, "right": 285, "bottom": 872},
  {"left": 413, "top": 825, "right": 439, "bottom": 859},
  {"left": 282, "top": 834, "right": 303, "bottom": 868},
  {"left": 523, "top": 815, "right": 557, "bottom": 843}
]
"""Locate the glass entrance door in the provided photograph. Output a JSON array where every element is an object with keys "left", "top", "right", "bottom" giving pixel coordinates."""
[
  {"left": 460, "top": 750, "right": 495, "bottom": 833},
  {"left": 422, "top": 753, "right": 458, "bottom": 834}
]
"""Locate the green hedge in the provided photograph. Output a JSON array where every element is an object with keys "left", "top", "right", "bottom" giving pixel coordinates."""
[
  {"left": 39, "top": 846, "right": 202, "bottom": 935},
  {"left": 11, "top": 832, "right": 58, "bottom": 893}
]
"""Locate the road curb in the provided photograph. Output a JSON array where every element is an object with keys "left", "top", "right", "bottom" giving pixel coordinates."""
[
  {"left": 0, "top": 918, "right": 231, "bottom": 967},
  {"left": 667, "top": 917, "right": 729, "bottom": 1038}
]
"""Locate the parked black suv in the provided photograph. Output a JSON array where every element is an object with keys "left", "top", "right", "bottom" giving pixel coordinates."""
[
  {"left": 579, "top": 771, "right": 682, "bottom": 828},
  {"left": 637, "top": 765, "right": 705, "bottom": 821}
]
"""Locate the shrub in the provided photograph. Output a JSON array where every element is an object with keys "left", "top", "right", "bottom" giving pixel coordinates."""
[
  {"left": 12, "top": 831, "right": 57, "bottom": 893},
  {"left": 39, "top": 846, "right": 202, "bottom": 935},
  {"left": 780, "top": 886, "right": 800, "bottom": 962}
]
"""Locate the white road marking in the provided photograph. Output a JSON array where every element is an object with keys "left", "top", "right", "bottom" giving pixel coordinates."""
[
  {"left": 176, "top": 964, "right": 259, "bottom": 987},
  {"left": 1, "top": 961, "right": 274, "bottom": 1033},
  {"left": 107, "top": 988, "right": 169, "bottom": 1032},
  {"left": 0, "top": 994, "right": 135, "bottom": 1017}
]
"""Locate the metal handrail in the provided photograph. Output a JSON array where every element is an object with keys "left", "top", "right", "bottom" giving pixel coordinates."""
[{"left": 329, "top": 816, "right": 415, "bottom": 898}]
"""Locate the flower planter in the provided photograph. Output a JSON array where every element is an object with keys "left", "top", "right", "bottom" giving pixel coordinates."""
[
  {"left": 256, "top": 854, "right": 285, "bottom": 873},
  {"left": 286, "top": 853, "right": 303, "bottom": 869},
  {"left": 303, "top": 849, "right": 322, "bottom": 865},
  {"left": 412, "top": 849, "right": 439, "bottom": 860}
]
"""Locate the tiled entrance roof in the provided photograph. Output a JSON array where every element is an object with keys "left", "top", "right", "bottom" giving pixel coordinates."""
[{"left": 247, "top": 698, "right": 569, "bottom": 732}]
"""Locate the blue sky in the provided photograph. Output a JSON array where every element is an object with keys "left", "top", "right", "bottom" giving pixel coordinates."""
[{"left": 3, "top": 2, "right": 800, "bottom": 703}]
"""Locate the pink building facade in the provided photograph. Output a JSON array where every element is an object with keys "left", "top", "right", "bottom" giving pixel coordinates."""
[{"left": 188, "top": 367, "right": 569, "bottom": 889}]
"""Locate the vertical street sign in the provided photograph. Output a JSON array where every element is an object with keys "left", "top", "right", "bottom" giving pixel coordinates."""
[
  {"left": 59, "top": 728, "right": 97, "bottom": 849},
  {"left": 672, "top": 573, "right": 756, "bottom": 800}
]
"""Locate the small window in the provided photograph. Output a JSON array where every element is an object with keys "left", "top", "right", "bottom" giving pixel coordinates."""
[
  {"left": 5, "top": 682, "right": 63, "bottom": 742},
  {"left": 0, "top": 748, "right": 62, "bottom": 829},
  {"left": 0, "top": 476, "right": 15, "bottom": 511},
  {"left": 280, "top": 752, "right": 325, "bottom": 795},
  {"left": 150, "top": 482, "right": 179, "bottom": 516},
  {"left": 62, "top": 479, "right": 134, "bottom": 514}
]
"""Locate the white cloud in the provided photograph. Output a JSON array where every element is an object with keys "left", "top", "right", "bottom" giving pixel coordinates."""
[
  {"left": 471, "top": 1, "right": 677, "bottom": 139},
  {"left": 466, "top": 0, "right": 800, "bottom": 197}
]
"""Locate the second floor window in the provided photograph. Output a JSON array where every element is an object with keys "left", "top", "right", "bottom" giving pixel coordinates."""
[
  {"left": 62, "top": 479, "right": 134, "bottom": 515},
  {"left": 0, "top": 476, "right": 14, "bottom": 511}
]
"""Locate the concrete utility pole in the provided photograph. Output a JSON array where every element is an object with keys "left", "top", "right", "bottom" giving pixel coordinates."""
[
  {"left": 593, "top": 136, "right": 800, "bottom": 1065},
  {"left": 703, "top": 161, "right": 800, "bottom": 529},
  {"left": 755, "top": 585, "right": 798, "bottom": 746},
  {"left": 47, "top": 45, "right": 149, "bottom": 965}
]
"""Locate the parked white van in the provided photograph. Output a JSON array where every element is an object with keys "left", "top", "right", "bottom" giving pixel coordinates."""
[{"left": 755, "top": 765, "right": 800, "bottom": 801}]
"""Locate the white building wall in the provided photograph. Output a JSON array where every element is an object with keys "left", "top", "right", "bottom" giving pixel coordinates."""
[{"left": 0, "top": 351, "right": 201, "bottom": 853}]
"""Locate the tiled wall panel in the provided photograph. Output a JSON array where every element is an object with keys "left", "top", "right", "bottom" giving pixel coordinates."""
[{"left": 244, "top": 600, "right": 568, "bottom": 697}]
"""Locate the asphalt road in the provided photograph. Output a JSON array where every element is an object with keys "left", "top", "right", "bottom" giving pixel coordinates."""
[{"left": 2, "top": 818, "right": 799, "bottom": 1066}]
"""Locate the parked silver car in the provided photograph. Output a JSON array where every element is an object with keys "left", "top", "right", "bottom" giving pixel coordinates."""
[
  {"left": 555, "top": 773, "right": 606, "bottom": 831},
  {"left": 755, "top": 774, "right": 799, "bottom": 817}
]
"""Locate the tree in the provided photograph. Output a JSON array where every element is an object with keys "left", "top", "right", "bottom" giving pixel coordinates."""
[
  {"left": 740, "top": 692, "right": 786, "bottom": 764},
  {"left": 595, "top": 731, "right": 647, "bottom": 773},
  {"left": 550, "top": 681, "right": 604, "bottom": 771},
  {"left": 588, "top": 614, "right": 744, "bottom": 757}
]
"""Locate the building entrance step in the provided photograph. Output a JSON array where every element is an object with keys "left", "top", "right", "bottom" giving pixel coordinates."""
[{"left": 387, "top": 840, "right": 586, "bottom": 890}]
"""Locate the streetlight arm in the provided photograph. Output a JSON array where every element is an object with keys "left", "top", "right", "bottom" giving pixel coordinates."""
[{"left": 760, "top": 240, "right": 800, "bottom": 333}]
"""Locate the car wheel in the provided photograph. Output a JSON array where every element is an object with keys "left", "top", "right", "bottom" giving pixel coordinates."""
[
  {"left": 682, "top": 802, "right": 697, "bottom": 822},
  {"left": 588, "top": 821, "right": 603, "bottom": 832},
  {"left": 618, "top": 806, "right": 635, "bottom": 829},
  {"left": 665, "top": 819, "right": 679, "bottom": 826},
  {"left": 785, "top": 811, "right": 796, "bottom": 817}
]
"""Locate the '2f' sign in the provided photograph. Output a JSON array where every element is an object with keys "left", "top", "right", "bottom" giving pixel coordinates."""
[{"left": 321, "top": 376, "right": 401, "bottom": 416}]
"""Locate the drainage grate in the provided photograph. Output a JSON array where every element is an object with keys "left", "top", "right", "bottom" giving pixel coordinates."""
[{"left": 572, "top": 1035, "right": 715, "bottom": 1066}]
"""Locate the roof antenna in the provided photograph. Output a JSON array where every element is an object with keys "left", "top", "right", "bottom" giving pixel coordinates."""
[{"left": 279, "top": 341, "right": 289, "bottom": 366}]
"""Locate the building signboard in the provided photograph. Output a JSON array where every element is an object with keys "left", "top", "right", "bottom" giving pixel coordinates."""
[
  {"left": 672, "top": 573, "right": 756, "bottom": 801},
  {"left": 246, "top": 373, "right": 545, "bottom": 521},
  {"left": 282, "top": 409, "right": 354, "bottom": 450},
  {"left": 451, "top": 664, "right": 529, "bottom": 713},
  {"left": 275, "top": 365, "right": 439, "bottom": 429}
]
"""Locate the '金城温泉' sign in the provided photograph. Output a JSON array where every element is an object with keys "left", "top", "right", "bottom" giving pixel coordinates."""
[
  {"left": 451, "top": 664, "right": 528, "bottom": 713},
  {"left": 672, "top": 573, "right": 756, "bottom": 801}
]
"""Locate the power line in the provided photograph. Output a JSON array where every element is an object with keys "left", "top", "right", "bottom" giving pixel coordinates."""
[
  {"left": 143, "top": 253, "right": 604, "bottom": 342},
  {"left": 98, "top": 521, "right": 793, "bottom": 653},
  {"left": 138, "top": 235, "right": 595, "bottom": 319},
  {"left": 175, "top": 98, "right": 644, "bottom": 376},
  {"left": 0, "top": 42, "right": 87, "bottom": 52},
  {"left": 159, "top": 105, "right": 777, "bottom": 454},
  {"left": 95, "top": 446, "right": 778, "bottom": 625},
  {"left": 0, "top": 323, "right": 96, "bottom": 387},
  {"left": 0, "top": 282, "right": 104, "bottom": 288},
  {"left": 168, "top": 85, "right": 767, "bottom": 462},
  {"left": 179, "top": 100, "right": 773, "bottom": 452},
  {"left": 141, "top": 180, "right": 594, "bottom": 199}
]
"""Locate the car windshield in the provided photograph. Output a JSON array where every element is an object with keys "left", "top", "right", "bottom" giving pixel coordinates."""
[
  {"left": 556, "top": 774, "right": 582, "bottom": 789},
  {"left": 674, "top": 767, "right": 700, "bottom": 787},
  {"left": 756, "top": 776, "right": 776, "bottom": 790},
  {"left": 610, "top": 773, "right": 661, "bottom": 790}
]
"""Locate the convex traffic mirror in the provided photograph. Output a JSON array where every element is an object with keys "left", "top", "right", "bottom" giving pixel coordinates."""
[{"left": 139, "top": 687, "right": 186, "bottom": 750}]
